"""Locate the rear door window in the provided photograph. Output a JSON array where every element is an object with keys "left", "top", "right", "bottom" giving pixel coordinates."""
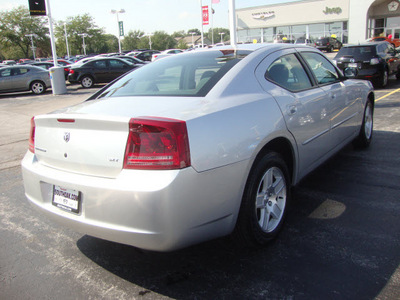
[{"left": 265, "top": 53, "right": 312, "bottom": 92}]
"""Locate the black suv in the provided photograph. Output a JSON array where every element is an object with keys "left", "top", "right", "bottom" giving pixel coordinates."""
[
  {"left": 333, "top": 41, "right": 400, "bottom": 88},
  {"left": 315, "top": 37, "right": 342, "bottom": 52}
]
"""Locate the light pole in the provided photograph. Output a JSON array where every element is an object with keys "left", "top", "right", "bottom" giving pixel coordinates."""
[
  {"left": 63, "top": 22, "right": 70, "bottom": 59},
  {"left": 189, "top": 31, "right": 196, "bottom": 48},
  {"left": 138, "top": 33, "right": 153, "bottom": 49},
  {"left": 78, "top": 33, "right": 88, "bottom": 56},
  {"left": 25, "top": 34, "right": 37, "bottom": 59},
  {"left": 111, "top": 9, "right": 125, "bottom": 53},
  {"left": 219, "top": 32, "right": 225, "bottom": 43}
]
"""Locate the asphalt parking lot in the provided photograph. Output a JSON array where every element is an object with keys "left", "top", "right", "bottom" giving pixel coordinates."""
[{"left": 0, "top": 77, "right": 399, "bottom": 299}]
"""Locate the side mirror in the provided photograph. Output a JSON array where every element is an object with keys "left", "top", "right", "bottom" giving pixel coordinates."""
[{"left": 344, "top": 67, "right": 358, "bottom": 79}]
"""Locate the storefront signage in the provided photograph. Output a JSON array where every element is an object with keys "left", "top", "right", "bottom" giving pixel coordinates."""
[
  {"left": 252, "top": 11, "right": 275, "bottom": 20},
  {"left": 323, "top": 7, "right": 342, "bottom": 15},
  {"left": 388, "top": 1, "right": 399, "bottom": 12}
]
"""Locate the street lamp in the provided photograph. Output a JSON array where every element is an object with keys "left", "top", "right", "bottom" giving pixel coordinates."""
[
  {"left": 111, "top": 9, "right": 125, "bottom": 53},
  {"left": 138, "top": 33, "right": 153, "bottom": 49},
  {"left": 189, "top": 31, "right": 196, "bottom": 48},
  {"left": 25, "top": 34, "right": 38, "bottom": 59},
  {"left": 78, "top": 33, "right": 88, "bottom": 56},
  {"left": 219, "top": 32, "right": 225, "bottom": 43}
]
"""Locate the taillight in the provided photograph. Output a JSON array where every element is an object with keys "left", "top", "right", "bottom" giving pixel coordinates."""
[
  {"left": 69, "top": 69, "right": 75, "bottom": 74},
  {"left": 124, "top": 117, "right": 191, "bottom": 170},
  {"left": 64, "top": 68, "right": 69, "bottom": 72},
  {"left": 29, "top": 117, "right": 35, "bottom": 153}
]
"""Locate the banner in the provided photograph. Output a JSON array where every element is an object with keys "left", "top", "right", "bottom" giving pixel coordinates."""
[
  {"left": 202, "top": 6, "right": 209, "bottom": 25},
  {"left": 28, "top": 0, "right": 46, "bottom": 16},
  {"left": 119, "top": 21, "right": 124, "bottom": 36}
]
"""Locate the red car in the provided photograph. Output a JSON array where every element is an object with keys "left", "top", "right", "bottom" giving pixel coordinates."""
[{"left": 369, "top": 36, "right": 400, "bottom": 48}]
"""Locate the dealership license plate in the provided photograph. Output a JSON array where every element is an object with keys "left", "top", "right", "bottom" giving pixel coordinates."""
[
  {"left": 348, "top": 62, "right": 358, "bottom": 68},
  {"left": 52, "top": 185, "right": 80, "bottom": 214}
]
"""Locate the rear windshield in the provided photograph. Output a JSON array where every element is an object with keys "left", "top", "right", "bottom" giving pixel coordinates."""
[
  {"left": 95, "top": 50, "right": 250, "bottom": 98},
  {"left": 336, "top": 46, "right": 377, "bottom": 61}
]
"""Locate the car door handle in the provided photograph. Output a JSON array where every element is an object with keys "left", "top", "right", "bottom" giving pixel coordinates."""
[
  {"left": 331, "top": 93, "right": 336, "bottom": 100},
  {"left": 288, "top": 105, "right": 297, "bottom": 115}
]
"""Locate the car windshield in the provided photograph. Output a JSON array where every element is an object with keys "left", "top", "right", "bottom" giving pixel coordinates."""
[
  {"left": 336, "top": 46, "right": 377, "bottom": 61},
  {"left": 95, "top": 50, "right": 250, "bottom": 98}
]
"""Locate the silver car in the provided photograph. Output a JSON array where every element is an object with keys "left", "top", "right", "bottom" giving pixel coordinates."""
[
  {"left": 0, "top": 65, "right": 51, "bottom": 94},
  {"left": 21, "top": 44, "right": 374, "bottom": 251}
]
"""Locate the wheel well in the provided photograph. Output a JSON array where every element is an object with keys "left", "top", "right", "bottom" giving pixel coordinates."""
[
  {"left": 30, "top": 80, "right": 44, "bottom": 87},
  {"left": 252, "top": 137, "right": 295, "bottom": 184},
  {"left": 80, "top": 74, "right": 93, "bottom": 80}
]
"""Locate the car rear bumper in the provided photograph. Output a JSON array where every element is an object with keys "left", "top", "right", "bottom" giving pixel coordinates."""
[{"left": 21, "top": 151, "right": 247, "bottom": 251}]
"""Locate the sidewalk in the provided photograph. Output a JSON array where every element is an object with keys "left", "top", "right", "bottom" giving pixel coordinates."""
[{"left": 0, "top": 85, "right": 101, "bottom": 170}]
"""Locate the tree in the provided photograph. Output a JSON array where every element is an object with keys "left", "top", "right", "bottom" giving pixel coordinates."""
[
  {"left": 150, "top": 31, "right": 177, "bottom": 51},
  {"left": 122, "top": 30, "right": 145, "bottom": 51},
  {"left": 172, "top": 30, "right": 186, "bottom": 38},
  {"left": 0, "top": 6, "right": 50, "bottom": 59},
  {"left": 54, "top": 14, "right": 105, "bottom": 56},
  {"left": 187, "top": 29, "right": 201, "bottom": 36},
  {"left": 177, "top": 39, "right": 189, "bottom": 50},
  {"left": 207, "top": 27, "right": 230, "bottom": 44}
]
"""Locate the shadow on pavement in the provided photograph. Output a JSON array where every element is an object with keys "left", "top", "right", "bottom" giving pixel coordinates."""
[{"left": 77, "top": 130, "right": 400, "bottom": 299}]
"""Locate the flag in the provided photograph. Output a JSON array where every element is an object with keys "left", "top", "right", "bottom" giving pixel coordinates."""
[
  {"left": 202, "top": 6, "right": 209, "bottom": 25},
  {"left": 212, "top": 0, "right": 220, "bottom": 4}
]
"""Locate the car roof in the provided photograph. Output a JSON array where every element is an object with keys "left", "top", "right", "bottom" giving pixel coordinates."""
[{"left": 343, "top": 41, "right": 390, "bottom": 47}]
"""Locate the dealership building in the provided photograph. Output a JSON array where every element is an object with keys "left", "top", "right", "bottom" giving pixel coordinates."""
[{"left": 236, "top": 0, "right": 400, "bottom": 44}]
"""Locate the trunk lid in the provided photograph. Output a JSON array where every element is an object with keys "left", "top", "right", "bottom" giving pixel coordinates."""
[{"left": 34, "top": 115, "right": 130, "bottom": 178}]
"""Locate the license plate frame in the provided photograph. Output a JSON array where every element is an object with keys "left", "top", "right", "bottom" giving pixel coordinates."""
[{"left": 52, "top": 185, "right": 81, "bottom": 214}]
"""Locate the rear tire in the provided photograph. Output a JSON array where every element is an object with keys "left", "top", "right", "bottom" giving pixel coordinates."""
[
  {"left": 233, "top": 152, "right": 291, "bottom": 247},
  {"left": 30, "top": 81, "right": 46, "bottom": 94},
  {"left": 81, "top": 75, "right": 94, "bottom": 88},
  {"left": 378, "top": 69, "right": 388, "bottom": 88},
  {"left": 353, "top": 100, "right": 373, "bottom": 149}
]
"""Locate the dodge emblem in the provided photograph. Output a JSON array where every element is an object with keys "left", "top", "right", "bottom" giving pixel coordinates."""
[{"left": 64, "top": 132, "right": 70, "bottom": 143}]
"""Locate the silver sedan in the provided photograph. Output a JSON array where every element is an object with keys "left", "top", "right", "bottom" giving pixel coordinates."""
[
  {"left": 21, "top": 44, "right": 374, "bottom": 251},
  {"left": 0, "top": 65, "right": 51, "bottom": 94}
]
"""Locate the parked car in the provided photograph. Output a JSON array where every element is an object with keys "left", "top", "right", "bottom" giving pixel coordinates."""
[
  {"left": 134, "top": 50, "right": 160, "bottom": 61},
  {"left": 114, "top": 55, "right": 147, "bottom": 65},
  {"left": 18, "top": 59, "right": 34, "bottom": 64},
  {"left": 29, "top": 62, "right": 53, "bottom": 70},
  {"left": 68, "top": 57, "right": 138, "bottom": 88},
  {"left": 333, "top": 41, "right": 400, "bottom": 88},
  {"left": 30, "top": 61, "right": 70, "bottom": 79},
  {"left": 368, "top": 36, "right": 400, "bottom": 48},
  {"left": 294, "top": 38, "right": 314, "bottom": 47},
  {"left": 22, "top": 44, "right": 374, "bottom": 252},
  {"left": 0, "top": 65, "right": 51, "bottom": 94},
  {"left": 315, "top": 37, "right": 342, "bottom": 52},
  {"left": 2, "top": 60, "right": 16, "bottom": 65},
  {"left": 152, "top": 49, "right": 184, "bottom": 61}
]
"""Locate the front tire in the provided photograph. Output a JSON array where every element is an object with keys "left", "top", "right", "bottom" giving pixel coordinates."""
[
  {"left": 353, "top": 100, "right": 373, "bottom": 149},
  {"left": 81, "top": 75, "right": 94, "bottom": 88},
  {"left": 30, "top": 81, "right": 46, "bottom": 94},
  {"left": 233, "top": 152, "right": 291, "bottom": 247},
  {"left": 377, "top": 69, "right": 388, "bottom": 88}
]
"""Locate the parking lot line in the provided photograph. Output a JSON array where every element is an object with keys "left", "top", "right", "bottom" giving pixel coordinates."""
[{"left": 375, "top": 88, "right": 400, "bottom": 102}]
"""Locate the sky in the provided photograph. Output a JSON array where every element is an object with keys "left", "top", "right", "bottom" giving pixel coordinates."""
[{"left": 0, "top": 0, "right": 299, "bottom": 36}]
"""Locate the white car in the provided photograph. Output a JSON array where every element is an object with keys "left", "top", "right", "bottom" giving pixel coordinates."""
[
  {"left": 22, "top": 44, "right": 374, "bottom": 251},
  {"left": 151, "top": 49, "right": 183, "bottom": 61}
]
